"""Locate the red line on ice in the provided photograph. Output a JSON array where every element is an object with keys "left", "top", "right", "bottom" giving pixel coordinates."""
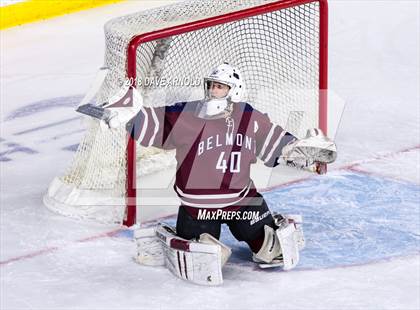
[
  {"left": 338, "top": 144, "right": 420, "bottom": 171},
  {"left": 0, "top": 229, "right": 123, "bottom": 266}
]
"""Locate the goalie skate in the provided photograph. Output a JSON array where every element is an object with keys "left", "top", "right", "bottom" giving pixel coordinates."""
[{"left": 257, "top": 258, "right": 283, "bottom": 269}]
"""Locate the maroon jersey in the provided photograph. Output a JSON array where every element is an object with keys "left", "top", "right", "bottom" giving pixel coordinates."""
[{"left": 127, "top": 101, "right": 296, "bottom": 213}]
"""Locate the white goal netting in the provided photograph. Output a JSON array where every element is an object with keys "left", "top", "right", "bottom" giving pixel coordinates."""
[{"left": 44, "top": 0, "right": 323, "bottom": 224}]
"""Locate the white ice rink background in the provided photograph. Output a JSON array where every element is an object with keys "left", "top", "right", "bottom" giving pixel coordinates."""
[{"left": 1, "top": 0, "right": 419, "bottom": 309}]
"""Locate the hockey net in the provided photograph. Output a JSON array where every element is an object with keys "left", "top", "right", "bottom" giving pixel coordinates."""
[{"left": 44, "top": 0, "right": 328, "bottom": 225}]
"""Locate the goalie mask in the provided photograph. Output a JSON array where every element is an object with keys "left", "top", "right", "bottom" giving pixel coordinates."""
[{"left": 197, "top": 63, "right": 244, "bottom": 119}]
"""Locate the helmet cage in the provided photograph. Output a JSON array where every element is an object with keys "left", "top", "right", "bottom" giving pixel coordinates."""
[{"left": 204, "top": 78, "right": 233, "bottom": 101}]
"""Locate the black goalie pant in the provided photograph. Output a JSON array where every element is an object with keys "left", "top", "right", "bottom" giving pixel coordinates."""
[{"left": 176, "top": 193, "right": 276, "bottom": 253}]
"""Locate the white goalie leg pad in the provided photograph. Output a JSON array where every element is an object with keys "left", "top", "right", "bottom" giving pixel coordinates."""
[
  {"left": 134, "top": 226, "right": 164, "bottom": 266},
  {"left": 252, "top": 225, "right": 282, "bottom": 265},
  {"left": 273, "top": 213, "right": 301, "bottom": 270},
  {"left": 254, "top": 214, "right": 302, "bottom": 270},
  {"left": 275, "top": 222, "right": 299, "bottom": 271},
  {"left": 199, "top": 233, "right": 232, "bottom": 266},
  {"left": 285, "top": 214, "right": 305, "bottom": 250},
  {"left": 156, "top": 224, "right": 230, "bottom": 286}
]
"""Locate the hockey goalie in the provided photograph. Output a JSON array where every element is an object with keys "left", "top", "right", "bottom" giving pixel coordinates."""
[{"left": 96, "top": 63, "right": 337, "bottom": 285}]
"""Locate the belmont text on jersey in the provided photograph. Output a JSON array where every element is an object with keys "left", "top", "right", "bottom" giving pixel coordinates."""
[{"left": 197, "top": 132, "right": 256, "bottom": 156}]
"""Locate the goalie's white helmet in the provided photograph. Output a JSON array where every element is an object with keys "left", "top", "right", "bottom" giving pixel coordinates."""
[{"left": 204, "top": 63, "right": 244, "bottom": 103}]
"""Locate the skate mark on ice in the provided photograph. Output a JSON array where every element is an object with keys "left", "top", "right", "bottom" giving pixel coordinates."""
[
  {"left": 36, "top": 129, "right": 85, "bottom": 144},
  {"left": 13, "top": 116, "right": 80, "bottom": 136},
  {"left": 5, "top": 95, "right": 82, "bottom": 121},
  {"left": 1, "top": 96, "right": 87, "bottom": 161},
  {"left": 62, "top": 144, "right": 80, "bottom": 152},
  {"left": 4, "top": 96, "right": 83, "bottom": 144},
  {"left": 0, "top": 140, "right": 38, "bottom": 161}
]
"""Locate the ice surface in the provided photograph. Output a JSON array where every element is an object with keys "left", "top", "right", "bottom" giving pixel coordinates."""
[{"left": 1, "top": 0, "right": 419, "bottom": 309}]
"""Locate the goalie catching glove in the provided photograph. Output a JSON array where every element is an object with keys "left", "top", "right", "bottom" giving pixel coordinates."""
[{"left": 281, "top": 128, "right": 337, "bottom": 168}]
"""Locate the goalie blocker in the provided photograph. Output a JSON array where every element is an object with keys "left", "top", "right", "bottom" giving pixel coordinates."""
[{"left": 76, "top": 83, "right": 144, "bottom": 130}]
